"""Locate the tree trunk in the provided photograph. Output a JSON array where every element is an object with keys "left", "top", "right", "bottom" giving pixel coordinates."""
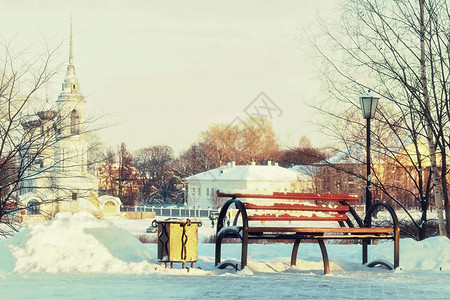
[
  {"left": 419, "top": 0, "right": 447, "bottom": 236},
  {"left": 441, "top": 152, "right": 450, "bottom": 236}
]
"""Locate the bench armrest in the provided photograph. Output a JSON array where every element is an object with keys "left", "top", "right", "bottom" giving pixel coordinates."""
[
  {"left": 216, "top": 198, "right": 249, "bottom": 236},
  {"left": 364, "top": 202, "right": 399, "bottom": 230}
]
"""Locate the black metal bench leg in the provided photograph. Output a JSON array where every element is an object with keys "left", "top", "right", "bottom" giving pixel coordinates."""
[
  {"left": 394, "top": 231, "right": 399, "bottom": 269},
  {"left": 241, "top": 231, "right": 248, "bottom": 269},
  {"left": 318, "top": 240, "right": 330, "bottom": 275},
  {"left": 362, "top": 239, "right": 369, "bottom": 265},
  {"left": 215, "top": 237, "right": 222, "bottom": 266},
  {"left": 291, "top": 239, "right": 301, "bottom": 266}
]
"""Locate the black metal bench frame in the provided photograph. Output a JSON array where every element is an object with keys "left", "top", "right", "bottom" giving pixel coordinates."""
[{"left": 215, "top": 192, "right": 399, "bottom": 274}]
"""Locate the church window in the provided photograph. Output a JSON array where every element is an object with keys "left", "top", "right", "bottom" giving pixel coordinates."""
[
  {"left": 34, "top": 158, "right": 44, "bottom": 168},
  {"left": 72, "top": 192, "right": 78, "bottom": 200},
  {"left": 45, "top": 124, "right": 52, "bottom": 138},
  {"left": 27, "top": 200, "right": 40, "bottom": 215},
  {"left": 70, "top": 109, "right": 80, "bottom": 135},
  {"left": 72, "top": 84, "right": 76, "bottom": 89}
]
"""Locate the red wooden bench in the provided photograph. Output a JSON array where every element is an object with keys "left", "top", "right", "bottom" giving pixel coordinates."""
[{"left": 215, "top": 191, "right": 399, "bottom": 274}]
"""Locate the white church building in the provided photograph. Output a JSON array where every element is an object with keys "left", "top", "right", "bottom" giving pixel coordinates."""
[
  {"left": 18, "top": 21, "right": 121, "bottom": 220},
  {"left": 185, "top": 161, "right": 312, "bottom": 209}
]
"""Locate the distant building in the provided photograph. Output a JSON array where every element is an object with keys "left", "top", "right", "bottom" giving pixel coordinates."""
[
  {"left": 288, "top": 149, "right": 366, "bottom": 199},
  {"left": 185, "top": 161, "right": 311, "bottom": 209},
  {"left": 18, "top": 21, "right": 119, "bottom": 220},
  {"left": 316, "top": 150, "right": 365, "bottom": 195}
]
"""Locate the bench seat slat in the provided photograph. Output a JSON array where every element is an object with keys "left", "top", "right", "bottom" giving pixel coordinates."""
[
  {"left": 248, "top": 214, "right": 348, "bottom": 222},
  {"left": 243, "top": 203, "right": 350, "bottom": 212},
  {"left": 247, "top": 227, "right": 394, "bottom": 234}
]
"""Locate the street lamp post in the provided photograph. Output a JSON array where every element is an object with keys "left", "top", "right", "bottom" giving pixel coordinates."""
[{"left": 359, "top": 90, "right": 380, "bottom": 224}]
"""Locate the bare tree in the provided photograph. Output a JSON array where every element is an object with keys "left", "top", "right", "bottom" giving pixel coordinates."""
[
  {"left": 308, "top": 0, "right": 450, "bottom": 238},
  {"left": 237, "top": 117, "right": 280, "bottom": 164},
  {"left": 117, "top": 142, "right": 136, "bottom": 205},
  {"left": 85, "top": 132, "right": 107, "bottom": 173},
  {"left": 197, "top": 117, "right": 280, "bottom": 166},
  {"left": 96, "top": 147, "right": 117, "bottom": 196},
  {"left": 176, "top": 142, "right": 216, "bottom": 177},
  {"left": 0, "top": 39, "right": 66, "bottom": 236},
  {"left": 199, "top": 123, "right": 239, "bottom": 167},
  {"left": 134, "top": 145, "right": 175, "bottom": 204},
  {"left": 277, "top": 138, "right": 327, "bottom": 167}
]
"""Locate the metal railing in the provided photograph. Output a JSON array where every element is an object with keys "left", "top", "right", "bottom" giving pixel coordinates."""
[{"left": 121, "top": 205, "right": 218, "bottom": 219}]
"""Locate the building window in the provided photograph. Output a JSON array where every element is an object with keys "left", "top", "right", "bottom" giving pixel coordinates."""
[
  {"left": 27, "top": 200, "right": 40, "bottom": 215},
  {"left": 72, "top": 84, "right": 76, "bottom": 90},
  {"left": 72, "top": 192, "right": 78, "bottom": 200},
  {"left": 198, "top": 188, "right": 201, "bottom": 196},
  {"left": 70, "top": 109, "right": 80, "bottom": 135},
  {"left": 206, "top": 188, "right": 209, "bottom": 196}
]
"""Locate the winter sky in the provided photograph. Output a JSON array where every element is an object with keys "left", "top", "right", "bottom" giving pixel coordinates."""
[{"left": 0, "top": 0, "right": 342, "bottom": 153}]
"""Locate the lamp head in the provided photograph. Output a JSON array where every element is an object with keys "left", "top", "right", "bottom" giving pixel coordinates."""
[{"left": 360, "top": 90, "right": 380, "bottom": 119}]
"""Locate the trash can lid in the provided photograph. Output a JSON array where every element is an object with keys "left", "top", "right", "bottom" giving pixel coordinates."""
[{"left": 158, "top": 218, "right": 202, "bottom": 225}]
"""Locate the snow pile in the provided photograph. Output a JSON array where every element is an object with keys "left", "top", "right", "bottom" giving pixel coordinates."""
[
  {"left": 1, "top": 213, "right": 450, "bottom": 277},
  {"left": 378, "top": 236, "right": 450, "bottom": 271},
  {"left": 0, "top": 212, "right": 156, "bottom": 274}
]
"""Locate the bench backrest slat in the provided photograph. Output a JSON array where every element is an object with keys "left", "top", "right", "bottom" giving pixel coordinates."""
[
  {"left": 217, "top": 190, "right": 362, "bottom": 224},
  {"left": 243, "top": 202, "right": 350, "bottom": 213},
  {"left": 218, "top": 191, "right": 359, "bottom": 202},
  {"left": 248, "top": 213, "right": 348, "bottom": 222}
]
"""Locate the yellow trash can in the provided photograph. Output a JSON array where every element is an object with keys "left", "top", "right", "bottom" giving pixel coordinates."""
[{"left": 153, "top": 218, "right": 202, "bottom": 268}]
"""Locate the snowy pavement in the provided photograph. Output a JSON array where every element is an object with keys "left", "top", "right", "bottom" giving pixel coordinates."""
[
  {"left": 2, "top": 243, "right": 449, "bottom": 300},
  {"left": 0, "top": 213, "right": 449, "bottom": 299},
  {"left": 1, "top": 269, "right": 447, "bottom": 300}
]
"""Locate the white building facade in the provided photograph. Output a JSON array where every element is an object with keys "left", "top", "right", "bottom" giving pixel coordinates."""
[{"left": 185, "top": 162, "right": 311, "bottom": 209}]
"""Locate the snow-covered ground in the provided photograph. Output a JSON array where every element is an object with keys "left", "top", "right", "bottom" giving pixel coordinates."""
[{"left": 0, "top": 213, "right": 449, "bottom": 299}]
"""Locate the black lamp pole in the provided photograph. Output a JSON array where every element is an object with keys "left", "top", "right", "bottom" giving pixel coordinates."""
[
  {"left": 360, "top": 90, "right": 379, "bottom": 224},
  {"left": 365, "top": 116, "right": 372, "bottom": 220}
]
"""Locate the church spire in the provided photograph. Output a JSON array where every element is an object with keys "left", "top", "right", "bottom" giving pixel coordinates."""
[
  {"left": 69, "top": 16, "right": 73, "bottom": 65},
  {"left": 57, "top": 17, "right": 84, "bottom": 103}
]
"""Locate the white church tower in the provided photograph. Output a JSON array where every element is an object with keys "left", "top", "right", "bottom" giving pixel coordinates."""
[
  {"left": 19, "top": 20, "right": 123, "bottom": 220},
  {"left": 53, "top": 19, "right": 98, "bottom": 213},
  {"left": 55, "top": 20, "right": 87, "bottom": 177}
]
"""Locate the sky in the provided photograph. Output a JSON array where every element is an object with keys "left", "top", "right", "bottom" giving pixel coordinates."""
[{"left": 0, "top": 0, "right": 342, "bottom": 154}]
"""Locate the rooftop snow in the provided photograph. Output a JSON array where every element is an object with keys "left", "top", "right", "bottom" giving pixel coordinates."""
[{"left": 185, "top": 165, "right": 303, "bottom": 182}]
